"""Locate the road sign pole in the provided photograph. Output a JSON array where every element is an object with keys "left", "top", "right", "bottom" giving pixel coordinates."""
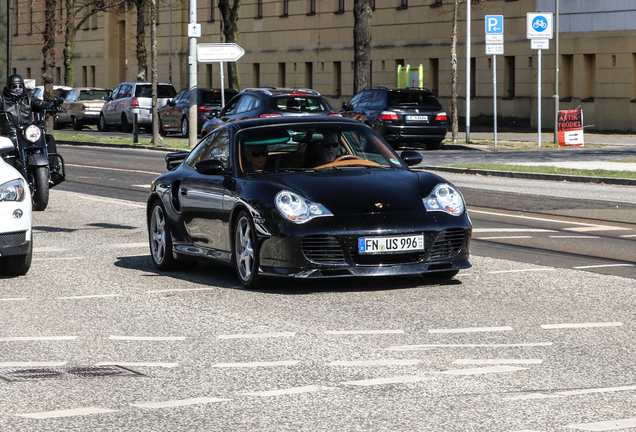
[
  {"left": 493, "top": 54, "right": 497, "bottom": 148},
  {"left": 538, "top": 49, "right": 542, "bottom": 147},
  {"left": 220, "top": 61, "right": 225, "bottom": 108},
  {"left": 466, "top": 1, "right": 471, "bottom": 144},
  {"left": 188, "top": 0, "right": 198, "bottom": 148}
]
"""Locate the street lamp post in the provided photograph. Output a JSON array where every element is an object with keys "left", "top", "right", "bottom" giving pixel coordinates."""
[
  {"left": 553, "top": 0, "right": 559, "bottom": 143},
  {"left": 466, "top": 0, "right": 471, "bottom": 144}
]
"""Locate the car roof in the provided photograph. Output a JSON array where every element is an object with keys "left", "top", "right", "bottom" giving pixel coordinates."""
[
  {"left": 363, "top": 86, "right": 435, "bottom": 95},
  {"left": 239, "top": 87, "right": 322, "bottom": 96},
  {"left": 221, "top": 116, "right": 362, "bottom": 132}
]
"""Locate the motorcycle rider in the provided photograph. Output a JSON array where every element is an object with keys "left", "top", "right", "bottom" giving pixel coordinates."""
[{"left": 0, "top": 74, "right": 63, "bottom": 172}]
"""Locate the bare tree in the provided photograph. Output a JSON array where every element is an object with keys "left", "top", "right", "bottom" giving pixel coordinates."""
[
  {"left": 129, "top": 0, "right": 149, "bottom": 81},
  {"left": 42, "top": 0, "right": 57, "bottom": 130},
  {"left": 353, "top": 0, "right": 372, "bottom": 94},
  {"left": 63, "top": 0, "right": 126, "bottom": 87},
  {"left": 218, "top": 0, "right": 241, "bottom": 91}
]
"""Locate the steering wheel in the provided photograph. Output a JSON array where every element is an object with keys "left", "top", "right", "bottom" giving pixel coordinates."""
[{"left": 333, "top": 154, "right": 360, "bottom": 162}]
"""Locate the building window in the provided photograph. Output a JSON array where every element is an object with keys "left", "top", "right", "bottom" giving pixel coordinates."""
[
  {"left": 371, "top": 0, "right": 375, "bottom": 10},
  {"left": 582, "top": 54, "right": 596, "bottom": 101},
  {"left": 26, "top": 68, "right": 31, "bottom": 79},
  {"left": 397, "top": 0, "right": 408, "bottom": 10},
  {"left": 278, "top": 63, "right": 286, "bottom": 87},
  {"left": 429, "top": 58, "right": 439, "bottom": 96},
  {"left": 561, "top": 54, "right": 573, "bottom": 100},
  {"left": 431, "top": 0, "right": 442, "bottom": 7},
  {"left": 308, "top": 0, "right": 316, "bottom": 15},
  {"left": 256, "top": 0, "right": 263, "bottom": 18},
  {"left": 83, "top": 66, "right": 88, "bottom": 86},
  {"left": 206, "top": 64, "right": 213, "bottom": 87},
  {"left": 470, "top": 57, "right": 476, "bottom": 99},
  {"left": 12, "top": 3, "right": 18, "bottom": 36},
  {"left": 336, "top": 0, "right": 345, "bottom": 13},
  {"left": 504, "top": 56, "right": 515, "bottom": 99},
  {"left": 209, "top": 0, "right": 215, "bottom": 22},
  {"left": 305, "top": 62, "right": 313, "bottom": 89},
  {"left": 253, "top": 63, "right": 260, "bottom": 87},
  {"left": 333, "top": 61, "right": 341, "bottom": 96},
  {"left": 281, "top": 0, "right": 289, "bottom": 16}
]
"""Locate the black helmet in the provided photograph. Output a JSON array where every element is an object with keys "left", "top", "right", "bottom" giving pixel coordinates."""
[{"left": 6, "top": 74, "right": 24, "bottom": 89}]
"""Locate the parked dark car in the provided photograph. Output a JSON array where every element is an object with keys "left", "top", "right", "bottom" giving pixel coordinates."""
[
  {"left": 341, "top": 87, "right": 448, "bottom": 150},
  {"left": 147, "top": 117, "right": 471, "bottom": 288},
  {"left": 200, "top": 87, "right": 340, "bottom": 137},
  {"left": 99, "top": 82, "right": 177, "bottom": 133},
  {"left": 158, "top": 88, "right": 238, "bottom": 137},
  {"left": 54, "top": 87, "right": 112, "bottom": 130}
]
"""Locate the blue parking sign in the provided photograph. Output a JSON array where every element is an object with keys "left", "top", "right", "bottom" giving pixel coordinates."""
[{"left": 485, "top": 15, "right": 504, "bottom": 34}]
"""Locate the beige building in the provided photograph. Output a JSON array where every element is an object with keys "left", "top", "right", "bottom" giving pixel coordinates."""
[{"left": 9, "top": 0, "right": 636, "bottom": 132}]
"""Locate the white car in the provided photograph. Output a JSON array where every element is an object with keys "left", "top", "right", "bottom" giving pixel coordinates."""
[{"left": 0, "top": 137, "right": 32, "bottom": 276}]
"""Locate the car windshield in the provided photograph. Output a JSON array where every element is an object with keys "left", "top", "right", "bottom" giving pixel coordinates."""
[
  {"left": 236, "top": 123, "right": 404, "bottom": 175},
  {"left": 79, "top": 89, "right": 110, "bottom": 101},
  {"left": 135, "top": 85, "right": 177, "bottom": 99},
  {"left": 388, "top": 92, "right": 441, "bottom": 108},
  {"left": 269, "top": 96, "right": 331, "bottom": 113}
]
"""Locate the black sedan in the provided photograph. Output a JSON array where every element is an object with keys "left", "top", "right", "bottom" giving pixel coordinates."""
[{"left": 147, "top": 117, "right": 471, "bottom": 288}]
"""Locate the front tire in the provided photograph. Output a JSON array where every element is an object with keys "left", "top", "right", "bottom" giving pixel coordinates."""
[
  {"left": 149, "top": 201, "right": 176, "bottom": 271},
  {"left": 98, "top": 114, "right": 109, "bottom": 132},
  {"left": 31, "top": 166, "right": 50, "bottom": 211},
  {"left": 234, "top": 211, "right": 261, "bottom": 288},
  {"left": 181, "top": 117, "right": 189, "bottom": 137},
  {"left": 0, "top": 241, "right": 32, "bottom": 276}
]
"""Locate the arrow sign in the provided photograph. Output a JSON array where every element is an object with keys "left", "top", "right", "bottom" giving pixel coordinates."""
[{"left": 197, "top": 43, "right": 245, "bottom": 63}]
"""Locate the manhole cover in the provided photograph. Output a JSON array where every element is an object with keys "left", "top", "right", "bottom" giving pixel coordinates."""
[{"left": 0, "top": 365, "right": 145, "bottom": 382}]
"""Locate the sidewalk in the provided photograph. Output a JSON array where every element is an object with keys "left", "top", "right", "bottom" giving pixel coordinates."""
[{"left": 455, "top": 131, "right": 636, "bottom": 147}]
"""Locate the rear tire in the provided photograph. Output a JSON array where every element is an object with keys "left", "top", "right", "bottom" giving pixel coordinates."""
[
  {"left": 426, "top": 140, "right": 443, "bottom": 151},
  {"left": 180, "top": 117, "right": 189, "bottom": 138},
  {"left": 121, "top": 114, "right": 132, "bottom": 133},
  {"left": 0, "top": 241, "right": 32, "bottom": 276},
  {"left": 72, "top": 117, "right": 83, "bottom": 131},
  {"left": 31, "top": 166, "right": 50, "bottom": 211}
]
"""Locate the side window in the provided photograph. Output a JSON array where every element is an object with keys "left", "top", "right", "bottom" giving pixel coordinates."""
[
  {"left": 358, "top": 91, "right": 374, "bottom": 107},
  {"left": 185, "top": 130, "right": 231, "bottom": 168},
  {"left": 65, "top": 90, "right": 76, "bottom": 102},
  {"left": 236, "top": 95, "right": 255, "bottom": 113},
  {"left": 370, "top": 91, "right": 386, "bottom": 108},
  {"left": 110, "top": 85, "right": 121, "bottom": 100},
  {"left": 224, "top": 96, "right": 241, "bottom": 115},
  {"left": 348, "top": 92, "right": 364, "bottom": 107}
]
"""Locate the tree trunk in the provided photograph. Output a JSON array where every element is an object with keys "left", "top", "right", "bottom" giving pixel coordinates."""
[
  {"left": 450, "top": 0, "right": 460, "bottom": 142},
  {"left": 353, "top": 0, "right": 372, "bottom": 94},
  {"left": 219, "top": 0, "right": 241, "bottom": 91},
  {"left": 42, "top": 0, "right": 57, "bottom": 131},
  {"left": 150, "top": 0, "right": 159, "bottom": 144},
  {"left": 134, "top": 0, "right": 148, "bottom": 81},
  {"left": 63, "top": 0, "right": 76, "bottom": 87}
]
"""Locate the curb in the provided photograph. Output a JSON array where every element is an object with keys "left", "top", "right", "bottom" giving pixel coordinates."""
[
  {"left": 56, "top": 140, "right": 183, "bottom": 152},
  {"left": 421, "top": 166, "right": 636, "bottom": 187}
]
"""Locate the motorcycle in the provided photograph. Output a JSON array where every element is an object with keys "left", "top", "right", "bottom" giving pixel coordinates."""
[{"left": 0, "top": 110, "right": 66, "bottom": 211}]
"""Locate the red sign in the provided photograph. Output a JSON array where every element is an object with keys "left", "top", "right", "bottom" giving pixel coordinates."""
[{"left": 558, "top": 110, "right": 584, "bottom": 147}]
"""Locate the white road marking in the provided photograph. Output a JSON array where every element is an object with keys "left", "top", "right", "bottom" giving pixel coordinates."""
[
  {"left": 472, "top": 228, "right": 557, "bottom": 233},
  {"left": 16, "top": 407, "right": 116, "bottom": 419},
  {"left": 110, "top": 243, "right": 148, "bottom": 248},
  {"left": 56, "top": 294, "right": 121, "bottom": 300},
  {"left": 550, "top": 235, "right": 600, "bottom": 239},
  {"left": 34, "top": 247, "right": 67, "bottom": 252},
  {"left": 489, "top": 268, "right": 555, "bottom": 274},
  {"left": 56, "top": 190, "right": 145, "bottom": 208},
  {"left": 243, "top": 385, "right": 336, "bottom": 397},
  {"left": 566, "top": 226, "right": 630, "bottom": 232},
  {"left": 429, "top": 326, "right": 513, "bottom": 334},
  {"left": 109, "top": 336, "right": 186, "bottom": 341},
  {"left": 66, "top": 163, "right": 161, "bottom": 176},
  {"left": 565, "top": 417, "right": 636, "bottom": 430},
  {"left": 469, "top": 209, "right": 630, "bottom": 231},
  {"left": 541, "top": 322, "right": 622, "bottom": 330},
  {"left": 329, "top": 359, "right": 421, "bottom": 366},
  {"left": 95, "top": 362, "right": 178, "bottom": 368},
  {"left": 387, "top": 342, "right": 553, "bottom": 350},
  {"left": 504, "top": 393, "right": 561, "bottom": 400},
  {"left": 147, "top": 287, "right": 217, "bottom": 293},
  {"left": 0, "top": 362, "right": 67, "bottom": 367},
  {"left": 212, "top": 361, "right": 300, "bottom": 368},
  {"left": 573, "top": 264, "right": 634, "bottom": 269},
  {"left": 341, "top": 375, "right": 429, "bottom": 386},
  {"left": 621, "top": 234, "right": 636, "bottom": 238},
  {"left": 556, "top": 384, "right": 636, "bottom": 396},
  {"left": 0, "top": 298, "right": 27, "bottom": 302},
  {"left": 441, "top": 366, "right": 527, "bottom": 375},
  {"left": 325, "top": 330, "right": 404, "bottom": 335},
  {"left": 217, "top": 332, "right": 296, "bottom": 340},
  {"left": 477, "top": 236, "right": 533, "bottom": 240},
  {"left": 132, "top": 184, "right": 150, "bottom": 189},
  {"left": 33, "top": 257, "right": 84, "bottom": 261},
  {"left": 452, "top": 359, "right": 543, "bottom": 365},
  {"left": 131, "top": 397, "right": 229, "bottom": 409},
  {"left": 0, "top": 336, "right": 77, "bottom": 342}
]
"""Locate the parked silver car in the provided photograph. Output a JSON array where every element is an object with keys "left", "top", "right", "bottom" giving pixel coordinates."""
[
  {"left": 98, "top": 82, "right": 176, "bottom": 133},
  {"left": 54, "top": 87, "right": 111, "bottom": 130}
]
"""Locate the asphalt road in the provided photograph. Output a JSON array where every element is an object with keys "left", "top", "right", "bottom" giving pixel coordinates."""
[{"left": 0, "top": 145, "right": 635, "bottom": 431}]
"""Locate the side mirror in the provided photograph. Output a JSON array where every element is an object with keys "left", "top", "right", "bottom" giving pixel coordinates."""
[
  {"left": 342, "top": 103, "right": 353, "bottom": 112},
  {"left": 168, "top": 100, "right": 176, "bottom": 106},
  {"left": 400, "top": 150, "right": 423, "bottom": 167},
  {"left": 208, "top": 109, "right": 220, "bottom": 119},
  {"left": 194, "top": 159, "right": 225, "bottom": 175},
  {"left": 164, "top": 151, "right": 190, "bottom": 171},
  {"left": 0, "top": 136, "right": 15, "bottom": 155}
]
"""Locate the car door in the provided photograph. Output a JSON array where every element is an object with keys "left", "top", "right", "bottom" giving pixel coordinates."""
[
  {"left": 59, "top": 89, "right": 77, "bottom": 123},
  {"left": 162, "top": 90, "right": 183, "bottom": 130},
  {"left": 179, "top": 130, "right": 233, "bottom": 254},
  {"left": 102, "top": 85, "right": 120, "bottom": 123}
]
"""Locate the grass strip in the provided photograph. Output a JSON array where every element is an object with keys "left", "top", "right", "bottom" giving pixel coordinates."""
[
  {"left": 53, "top": 132, "right": 189, "bottom": 149},
  {"left": 449, "top": 163, "right": 636, "bottom": 180}
]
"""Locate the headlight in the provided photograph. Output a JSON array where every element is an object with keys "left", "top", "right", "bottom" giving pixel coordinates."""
[
  {"left": 0, "top": 178, "right": 26, "bottom": 202},
  {"left": 423, "top": 183, "right": 465, "bottom": 216},
  {"left": 275, "top": 190, "right": 332, "bottom": 224},
  {"left": 25, "top": 125, "right": 42, "bottom": 143}
]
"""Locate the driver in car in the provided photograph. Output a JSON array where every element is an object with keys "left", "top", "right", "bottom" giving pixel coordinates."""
[
  {"left": 315, "top": 130, "right": 340, "bottom": 165},
  {"left": 244, "top": 144, "right": 268, "bottom": 173}
]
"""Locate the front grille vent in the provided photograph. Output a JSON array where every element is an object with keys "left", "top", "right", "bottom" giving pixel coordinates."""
[
  {"left": 428, "top": 229, "right": 465, "bottom": 261},
  {"left": 0, "top": 231, "right": 26, "bottom": 246},
  {"left": 302, "top": 236, "right": 346, "bottom": 265}
]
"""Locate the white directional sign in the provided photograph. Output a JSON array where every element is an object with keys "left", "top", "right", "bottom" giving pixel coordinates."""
[
  {"left": 197, "top": 43, "right": 245, "bottom": 63},
  {"left": 527, "top": 12, "right": 553, "bottom": 39},
  {"left": 188, "top": 23, "right": 201, "bottom": 38},
  {"left": 486, "top": 45, "right": 504, "bottom": 55},
  {"left": 486, "top": 35, "right": 504, "bottom": 44},
  {"left": 531, "top": 39, "right": 549, "bottom": 50}
]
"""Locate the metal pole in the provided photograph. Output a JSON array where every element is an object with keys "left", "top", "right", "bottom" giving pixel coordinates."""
[
  {"left": 553, "top": 0, "right": 559, "bottom": 143},
  {"left": 188, "top": 0, "right": 198, "bottom": 148},
  {"left": 220, "top": 61, "right": 225, "bottom": 108},
  {"left": 493, "top": 55, "right": 497, "bottom": 148},
  {"left": 465, "top": 0, "right": 471, "bottom": 143},
  {"left": 538, "top": 49, "right": 542, "bottom": 147},
  {"left": 169, "top": 0, "right": 172, "bottom": 83}
]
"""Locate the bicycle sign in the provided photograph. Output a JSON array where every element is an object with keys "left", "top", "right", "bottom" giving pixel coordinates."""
[{"left": 527, "top": 12, "right": 553, "bottom": 39}]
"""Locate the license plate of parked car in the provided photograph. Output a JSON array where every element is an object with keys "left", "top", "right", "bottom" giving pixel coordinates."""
[
  {"left": 358, "top": 235, "right": 424, "bottom": 254},
  {"left": 406, "top": 116, "right": 428, "bottom": 121}
]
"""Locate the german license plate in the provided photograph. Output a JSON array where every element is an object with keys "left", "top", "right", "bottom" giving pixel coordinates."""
[
  {"left": 406, "top": 115, "right": 428, "bottom": 122},
  {"left": 358, "top": 235, "right": 424, "bottom": 254}
]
